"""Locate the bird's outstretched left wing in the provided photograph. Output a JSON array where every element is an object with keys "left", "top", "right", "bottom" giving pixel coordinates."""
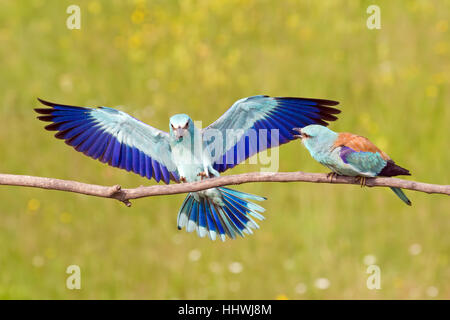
[
  {"left": 202, "top": 95, "right": 340, "bottom": 172},
  {"left": 35, "top": 99, "right": 178, "bottom": 184}
]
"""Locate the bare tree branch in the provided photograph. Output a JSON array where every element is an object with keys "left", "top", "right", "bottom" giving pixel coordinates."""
[{"left": 0, "top": 172, "right": 448, "bottom": 207}]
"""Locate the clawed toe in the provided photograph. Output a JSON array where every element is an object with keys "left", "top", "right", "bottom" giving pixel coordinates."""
[
  {"left": 197, "top": 172, "right": 207, "bottom": 180},
  {"left": 327, "top": 172, "right": 337, "bottom": 182},
  {"left": 356, "top": 176, "right": 367, "bottom": 188}
]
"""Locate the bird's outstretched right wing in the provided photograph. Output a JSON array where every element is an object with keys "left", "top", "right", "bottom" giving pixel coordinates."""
[
  {"left": 35, "top": 98, "right": 178, "bottom": 184},
  {"left": 202, "top": 95, "right": 340, "bottom": 172}
]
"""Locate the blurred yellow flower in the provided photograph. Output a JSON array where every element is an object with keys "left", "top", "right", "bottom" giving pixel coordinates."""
[
  {"left": 433, "top": 41, "right": 449, "bottom": 55},
  {"left": 129, "top": 33, "right": 142, "bottom": 49},
  {"left": 27, "top": 198, "right": 40, "bottom": 212},
  {"left": 432, "top": 72, "right": 446, "bottom": 85},
  {"left": 299, "top": 27, "right": 312, "bottom": 41},
  {"left": 197, "top": 43, "right": 211, "bottom": 59},
  {"left": 276, "top": 294, "right": 289, "bottom": 300},
  {"left": 60, "top": 212, "right": 73, "bottom": 224},
  {"left": 45, "top": 248, "right": 56, "bottom": 259},
  {"left": 426, "top": 85, "right": 438, "bottom": 98},
  {"left": 88, "top": 1, "right": 102, "bottom": 15},
  {"left": 131, "top": 9, "right": 145, "bottom": 25},
  {"left": 180, "top": 0, "right": 194, "bottom": 12},
  {"left": 0, "top": 28, "right": 10, "bottom": 42},
  {"left": 435, "top": 20, "right": 448, "bottom": 33},
  {"left": 128, "top": 49, "right": 145, "bottom": 63},
  {"left": 407, "top": 1, "right": 434, "bottom": 15},
  {"left": 379, "top": 73, "right": 394, "bottom": 86},
  {"left": 174, "top": 45, "right": 192, "bottom": 69},
  {"left": 399, "top": 65, "right": 419, "bottom": 80},
  {"left": 286, "top": 14, "right": 300, "bottom": 30},
  {"left": 394, "top": 278, "right": 403, "bottom": 289},
  {"left": 231, "top": 13, "right": 246, "bottom": 35}
]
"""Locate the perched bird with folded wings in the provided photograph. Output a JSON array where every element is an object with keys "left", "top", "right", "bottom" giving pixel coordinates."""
[
  {"left": 294, "top": 125, "right": 411, "bottom": 205},
  {"left": 35, "top": 96, "right": 340, "bottom": 241}
]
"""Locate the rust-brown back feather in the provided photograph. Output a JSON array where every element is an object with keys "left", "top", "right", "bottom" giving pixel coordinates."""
[{"left": 333, "top": 133, "right": 391, "bottom": 160}]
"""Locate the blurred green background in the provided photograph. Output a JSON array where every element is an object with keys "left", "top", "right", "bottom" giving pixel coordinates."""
[{"left": 0, "top": 0, "right": 448, "bottom": 299}]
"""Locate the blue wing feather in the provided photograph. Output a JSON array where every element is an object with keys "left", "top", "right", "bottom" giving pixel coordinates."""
[
  {"left": 339, "top": 146, "right": 387, "bottom": 176},
  {"left": 203, "top": 96, "right": 340, "bottom": 172},
  {"left": 35, "top": 98, "right": 178, "bottom": 184}
]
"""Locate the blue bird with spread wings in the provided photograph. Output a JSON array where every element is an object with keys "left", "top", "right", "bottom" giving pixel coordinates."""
[{"left": 35, "top": 95, "right": 340, "bottom": 241}]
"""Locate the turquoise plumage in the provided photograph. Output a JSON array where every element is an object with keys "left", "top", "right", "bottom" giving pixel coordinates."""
[
  {"left": 295, "top": 125, "right": 412, "bottom": 205},
  {"left": 35, "top": 96, "right": 340, "bottom": 240}
]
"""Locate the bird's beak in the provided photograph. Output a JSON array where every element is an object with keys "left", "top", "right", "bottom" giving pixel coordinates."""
[
  {"left": 293, "top": 128, "right": 303, "bottom": 139},
  {"left": 174, "top": 128, "right": 184, "bottom": 140}
]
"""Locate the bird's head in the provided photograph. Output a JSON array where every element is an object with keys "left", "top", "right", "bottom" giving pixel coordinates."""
[
  {"left": 169, "top": 114, "right": 192, "bottom": 142},
  {"left": 293, "top": 125, "right": 338, "bottom": 151}
]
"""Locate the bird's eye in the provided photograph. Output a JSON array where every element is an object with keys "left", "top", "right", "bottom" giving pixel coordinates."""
[
  {"left": 303, "top": 133, "right": 311, "bottom": 138},
  {"left": 183, "top": 122, "right": 189, "bottom": 129},
  {"left": 171, "top": 124, "right": 175, "bottom": 129}
]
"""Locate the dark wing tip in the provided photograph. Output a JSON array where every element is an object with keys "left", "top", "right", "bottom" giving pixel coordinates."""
[
  {"left": 36, "top": 98, "right": 87, "bottom": 110},
  {"left": 318, "top": 105, "right": 341, "bottom": 115},
  {"left": 318, "top": 111, "right": 339, "bottom": 121},
  {"left": 37, "top": 115, "right": 55, "bottom": 122},
  {"left": 275, "top": 96, "right": 342, "bottom": 120},
  {"left": 278, "top": 96, "right": 340, "bottom": 106},
  {"left": 34, "top": 108, "right": 53, "bottom": 114},
  {"left": 315, "top": 119, "right": 330, "bottom": 126},
  {"left": 35, "top": 98, "right": 56, "bottom": 115},
  {"left": 44, "top": 122, "right": 62, "bottom": 131},
  {"left": 37, "top": 98, "right": 56, "bottom": 107}
]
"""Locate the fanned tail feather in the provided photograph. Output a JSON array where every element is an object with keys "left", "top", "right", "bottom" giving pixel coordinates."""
[
  {"left": 390, "top": 187, "right": 412, "bottom": 206},
  {"left": 177, "top": 187, "right": 266, "bottom": 241}
]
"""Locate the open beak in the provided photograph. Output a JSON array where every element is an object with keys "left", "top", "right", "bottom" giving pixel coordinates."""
[{"left": 293, "top": 128, "right": 303, "bottom": 139}]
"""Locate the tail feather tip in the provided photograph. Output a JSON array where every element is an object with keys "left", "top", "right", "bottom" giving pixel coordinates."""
[{"left": 176, "top": 188, "right": 266, "bottom": 241}]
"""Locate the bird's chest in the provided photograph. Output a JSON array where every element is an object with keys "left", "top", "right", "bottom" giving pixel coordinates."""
[
  {"left": 313, "top": 149, "right": 336, "bottom": 167},
  {"left": 171, "top": 142, "right": 204, "bottom": 182}
]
